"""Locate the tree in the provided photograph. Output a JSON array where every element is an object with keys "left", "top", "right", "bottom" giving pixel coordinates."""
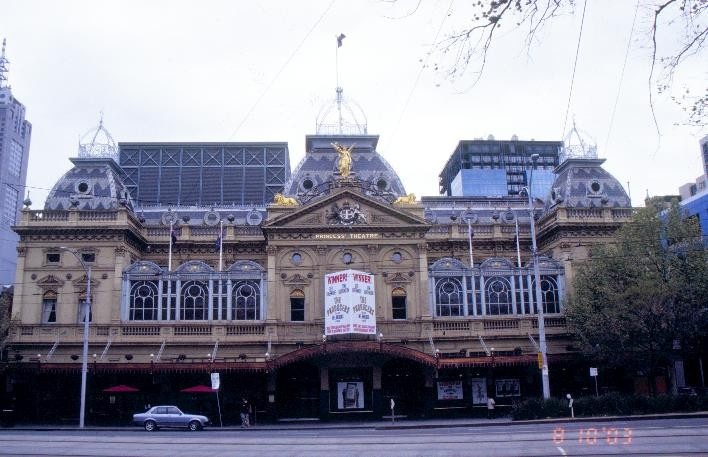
[
  {"left": 0, "top": 287, "right": 13, "bottom": 358},
  {"left": 565, "top": 200, "right": 708, "bottom": 392},
  {"left": 428, "top": 0, "right": 707, "bottom": 127}
]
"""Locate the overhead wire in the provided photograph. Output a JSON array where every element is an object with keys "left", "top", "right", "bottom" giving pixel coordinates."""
[
  {"left": 225, "top": 0, "right": 336, "bottom": 141},
  {"left": 560, "top": 0, "right": 589, "bottom": 138},
  {"left": 387, "top": 0, "right": 454, "bottom": 149},
  {"left": 603, "top": 0, "right": 641, "bottom": 156}
]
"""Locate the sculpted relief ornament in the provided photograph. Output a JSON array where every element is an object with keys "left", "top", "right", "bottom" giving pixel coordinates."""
[
  {"left": 332, "top": 142, "right": 354, "bottom": 178},
  {"left": 327, "top": 201, "right": 367, "bottom": 225}
]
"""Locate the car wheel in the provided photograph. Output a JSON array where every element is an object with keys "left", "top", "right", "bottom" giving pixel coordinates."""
[
  {"left": 188, "top": 420, "right": 202, "bottom": 431},
  {"left": 144, "top": 420, "right": 157, "bottom": 432}
]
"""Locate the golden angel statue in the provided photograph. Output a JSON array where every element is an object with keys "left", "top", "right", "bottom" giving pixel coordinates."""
[
  {"left": 393, "top": 193, "right": 417, "bottom": 204},
  {"left": 332, "top": 142, "right": 354, "bottom": 178},
  {"left": 273, "top": 193, "right": 299, "bottom": 206}
]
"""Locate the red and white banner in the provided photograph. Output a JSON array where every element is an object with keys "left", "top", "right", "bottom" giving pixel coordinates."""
[{"left": 324, "top": 269, "right": 376, "bottom": 336}]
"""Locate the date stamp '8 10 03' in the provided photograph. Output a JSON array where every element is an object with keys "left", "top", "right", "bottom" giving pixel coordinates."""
[{"left": 553, "top": 427, "right": 633, "bottom": 446}]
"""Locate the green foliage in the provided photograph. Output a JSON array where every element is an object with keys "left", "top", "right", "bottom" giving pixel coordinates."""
[
  {"left": 512, "top": 393, "right": 708, "bottom": 420},
  {"left": 566, "top": 201, "right": 708, "bottom": 383},
  {"left": 0, "top": 289, "right": 12, "bottom": 354},
  {"left": 511, "top": 397, "right": 568, "bottom": 420}
]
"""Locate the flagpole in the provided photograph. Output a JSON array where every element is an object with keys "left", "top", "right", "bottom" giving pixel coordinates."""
[
  {"left": 335, "top": 33, "right": 345, "bottom": 133},
  {"left": 515, "top": 216, "right": 522, "bottom": 268},
  {"left": 515, "top": 215, "right": 525, "bottom": 314},
  {"left": 218, "top": 220, "right": 224, "bottom": 272},
  {"left": 168, "top": 220, "right": 174, "bottom": 271}
]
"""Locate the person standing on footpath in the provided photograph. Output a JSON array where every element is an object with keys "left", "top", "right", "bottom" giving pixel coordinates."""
[
  {"left": 486, "top": 397, "right": 496, "bottom": 419},
  {"left": 239, "top": 397, "right": 251, "bottom": 428}
]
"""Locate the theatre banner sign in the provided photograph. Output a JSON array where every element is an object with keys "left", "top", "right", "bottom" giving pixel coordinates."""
[{"left": 324, "top": 269, "right": 376, "bottom": 336}]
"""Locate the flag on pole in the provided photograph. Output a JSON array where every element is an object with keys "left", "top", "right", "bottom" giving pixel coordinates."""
[
  {"left": 170, "top": 225, "right": 178, "bottom": 244},
  {"left": 336, "top": 33, "right": 346, "bottom": 48},
  {"left": 214, "top": 226, "right": 223, "bottom": 251}
]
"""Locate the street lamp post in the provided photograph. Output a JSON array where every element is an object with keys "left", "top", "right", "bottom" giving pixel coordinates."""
[
  {"left": 523, "top": 154, "right": 551, "bottom": 399},
  {"left": 59, "top": 247, "right": 91, "bottom": 428}
]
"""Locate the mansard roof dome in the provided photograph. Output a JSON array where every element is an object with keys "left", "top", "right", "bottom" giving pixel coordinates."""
[
  {"left": 284, "top": 134, "right": 406, "bottom": 199},
  {"left": 546, "top": 157, "right": 631, "bottom": 209},
  {"left": 45, "top": 157, "right": 133, "bottom": 211}
]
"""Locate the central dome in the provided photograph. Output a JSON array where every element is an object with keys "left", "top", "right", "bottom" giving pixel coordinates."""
[{"left": 283, "top": 134, "right": 406, "bottom": 200}]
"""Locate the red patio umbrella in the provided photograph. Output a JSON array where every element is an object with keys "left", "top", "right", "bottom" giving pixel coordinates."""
[
  {"left": 103, "top": 384, "right": 140, "bottom": 393},
  {"left": 180, "top": 385, "right": 216, "bottom": 393}
]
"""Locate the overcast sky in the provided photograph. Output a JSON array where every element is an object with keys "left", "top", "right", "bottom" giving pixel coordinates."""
[{"left": 1, "top": 0, "right": 705, "bottom": 208}]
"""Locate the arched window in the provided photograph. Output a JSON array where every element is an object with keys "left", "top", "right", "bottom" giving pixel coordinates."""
[
  {"left": 392, "top": 287, "right": 407, "bottom": 320},
  {"left": 435, "top": 278, "right": 463, "bottom": 316},
  {"left": 129, "top": 281, "right": 158, "bottom": 321},
  {"left": 233, "top": 280, "right": 260, "bottom": 320},
  {"left": 533, "top": 275, "right": 561, "bottom": 314},
  {"left": 485, "top": 277, "right": 512, "bottom": 315},
  {"left": 290, "top": 289, "right": 305, "bottom": 322},
  {"left": 181, "top": 281, "right": 208, "bottom": 320},
  {"left": 41, "top": 291, "right": 57, "bottom": 323}
]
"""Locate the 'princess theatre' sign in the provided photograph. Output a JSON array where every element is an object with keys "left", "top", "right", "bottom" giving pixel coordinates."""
[{"left": 324, "top": 269, "right": 376, "bottom": 336}]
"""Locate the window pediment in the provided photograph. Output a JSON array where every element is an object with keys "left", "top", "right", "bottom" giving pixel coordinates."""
[
  {"left": 37, "top": 274, "right": 64, "bottom": 292},
  {"left": 430, "top": 257, "right": 467, "bottom": 272},
  {"left": 124, "top": 261, "right": 163, "bottom": 275},
  {"left": 175, "top": 260, "right": 214, "bottom": 274}
]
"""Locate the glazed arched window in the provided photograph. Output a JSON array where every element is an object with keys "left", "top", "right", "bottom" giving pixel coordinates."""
[
  {"left": 435, "top": 278, "right": 463, "bottom": 317},
  {"left": 485, "top": 277, "right": 513, "bottom": 315},
  {"left": 181, "top": 280, "right": 208, "bottom": 320},
  {"left": 129, "top": 281, "right": 158, "bottom": 321},
  {"left": 392, "top": 287, "right": 407, "bottom": 320},
  {"left": 233, "top": 280, "right": 261, "bottom": 320},
  {"left": 290, "top": 289, "right": 305, "bottom": 322},
  {"left": 533, "top": 275, "right": 561, "bottom": 314}
]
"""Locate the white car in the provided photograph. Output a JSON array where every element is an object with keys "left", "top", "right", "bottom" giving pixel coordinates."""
[{"left": 132, "top": 405, "right": 210, "bottom": 431}]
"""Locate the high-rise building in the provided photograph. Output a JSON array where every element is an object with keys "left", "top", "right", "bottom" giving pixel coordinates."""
[
  {"left": 438, "top": 136, "right": 561, "bottom": 199},
  {"left": 699, "top": 134, "right": 708, "bottom": 177},
  {"left": 0, "top": 39, "right": 32, "bottom": 285}
]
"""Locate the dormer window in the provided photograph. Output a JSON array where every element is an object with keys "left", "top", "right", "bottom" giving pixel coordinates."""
[
  {"left": 76, "top": 181, "right": 90, "bottom": 194},
  {"left": 81, "top": 252, "right": 96, "bottom": 263}
]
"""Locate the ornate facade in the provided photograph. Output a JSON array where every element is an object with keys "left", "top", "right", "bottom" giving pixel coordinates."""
[{"left": 3, "top": 132, "right": 632, "bottom": 424}]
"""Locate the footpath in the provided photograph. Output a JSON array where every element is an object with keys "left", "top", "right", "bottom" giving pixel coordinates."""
[{"left": 2, "top": 411, "right": 707, "bottom": 432}]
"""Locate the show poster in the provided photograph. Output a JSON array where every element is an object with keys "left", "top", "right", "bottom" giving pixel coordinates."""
[
  {"left": 324, "top": 269, "right": 376, "bottom": 336},
  {"left": 471, "top": 378, "right": 488, "bottom": 404},
  {"left": 337, "top": 381, "right": 364, "bottom": 409},
  {"left": 437, "top": 380, "right": 464, "bottom": 400}
]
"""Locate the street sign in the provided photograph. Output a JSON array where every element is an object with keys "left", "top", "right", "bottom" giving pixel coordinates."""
[
  {"left": 589, "top": 367, "right": 598, "bottom": 377},
  {"left": 210, "top": 372, "right": 220, "bottom": 390},
  {"left": 537, "top": 352, "right": 543, "bottom": 369}
]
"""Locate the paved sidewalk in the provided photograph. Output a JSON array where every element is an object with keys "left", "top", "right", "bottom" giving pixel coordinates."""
[{"left": 2, "top": 411, "right": 707, "bottom": 432}]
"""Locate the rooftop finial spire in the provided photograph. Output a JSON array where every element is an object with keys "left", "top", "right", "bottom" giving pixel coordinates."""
[{"left": 0, "top": 38, "right": 9, "bottom": 89}]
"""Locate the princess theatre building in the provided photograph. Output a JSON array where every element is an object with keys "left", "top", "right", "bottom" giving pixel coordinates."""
[{"left": 3, "top": 109, "right": 633, "bottom": 424}]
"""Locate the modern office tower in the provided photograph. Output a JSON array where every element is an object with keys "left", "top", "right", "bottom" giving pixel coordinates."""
[
  {"left": 0, "top": 40, "right": 32, "bottom": 285},
  {"left": 438, "top": 136, "right": 562, "bottom": 199}
]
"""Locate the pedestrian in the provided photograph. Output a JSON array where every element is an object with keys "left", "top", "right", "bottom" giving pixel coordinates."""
[
  {"left": 486, "top": 397, "right": 496, "bottom": 419},
  {"left": 239, "top": 397, "right": 250, "bottom": 428}
]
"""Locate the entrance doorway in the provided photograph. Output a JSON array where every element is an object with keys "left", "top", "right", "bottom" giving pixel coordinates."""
[
  {"left": 275, "top": 362, "right": 320, "bottom": 419},
  {"left": 381, "top": 358, "right": 426, "bottom": 418}
]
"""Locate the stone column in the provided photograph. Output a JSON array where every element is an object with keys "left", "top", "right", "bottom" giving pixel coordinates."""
[
  {"left": 319, "top": 366, "right": 329, "bottom": 420},
  {"left": 372, "top": 365, "right": 383, "bottom": 417}
]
